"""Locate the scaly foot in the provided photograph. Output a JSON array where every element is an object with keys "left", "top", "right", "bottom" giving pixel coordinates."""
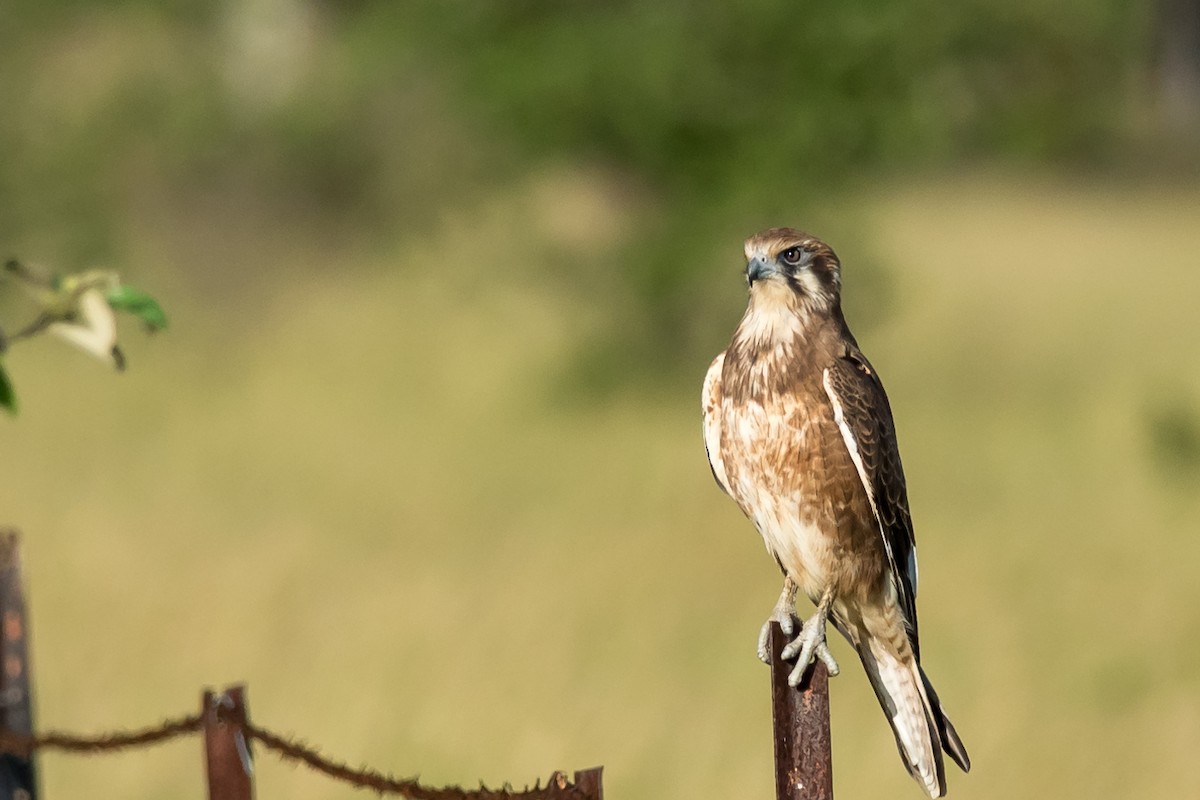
[
  {"left": 757, "top": 577, "right": 798, "bottom": 663},
  {"left": 779, "top": 587, "right": 840, "bottom": 684}
]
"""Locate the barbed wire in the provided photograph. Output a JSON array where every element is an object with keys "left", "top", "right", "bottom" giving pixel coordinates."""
[
  {"left": 0, "top": 713, "right": 201, "bottom": 757},
  {"left": 0, "top": 710, "right": 594, "bottom": 799},
  {"left": 242, "top": 719, "right": 590, "bottom": 799}
]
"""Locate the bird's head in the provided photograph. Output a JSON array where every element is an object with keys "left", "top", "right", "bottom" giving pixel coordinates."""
[{"left": 742, "top": 228, "right": 842, "bottom": 315}]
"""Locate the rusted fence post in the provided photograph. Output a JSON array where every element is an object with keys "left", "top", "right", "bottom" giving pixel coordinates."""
[
  {"left": 571, "top": 767, "right": 604, "bottom": 800},
  {"left": 0, "top": 530, "right": 36, "bottom": 800},
  {"left": 203, "top": 684, "right": 254, "bottom": 800},
  {"left": 769, "top": 621, "right": 833, "bottom": 800}
]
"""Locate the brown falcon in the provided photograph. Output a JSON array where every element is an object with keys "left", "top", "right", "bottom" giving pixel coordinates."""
[{"left": 702, "top": 228, "right": 970, "bottom": 797}]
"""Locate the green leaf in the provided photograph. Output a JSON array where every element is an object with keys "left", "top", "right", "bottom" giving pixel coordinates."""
[
  {"left": 106, "top": 285, "right": 168, "bottom": 332},
  {"left": 0, "top": 360, "right": 16, "bottom": 415}
]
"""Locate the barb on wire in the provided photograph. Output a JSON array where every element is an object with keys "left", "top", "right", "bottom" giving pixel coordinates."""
[
  {"left": 243, "top": 720, "right": 594, "bottom": 800},
  {"left": 0, "top": 713, "right": 202, "bottom": 758}
]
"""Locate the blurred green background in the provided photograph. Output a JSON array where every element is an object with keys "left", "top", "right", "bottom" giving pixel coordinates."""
[{"left": 2, "top": 1, "right": 1200, "bottom": 798}]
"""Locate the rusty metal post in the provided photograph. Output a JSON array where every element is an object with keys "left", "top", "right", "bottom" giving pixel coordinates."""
[
  {"left": 0, "top": 530, "right": 36, "bottom": 800},
  {"left": 769, "top": 621, "right": 833, "bottom": 800},
  {"left": 203, "top": 685, "right": 254, "bottom": 800},
  {"left": 572, "top": 767, "right": 604, "bottom": 800}
]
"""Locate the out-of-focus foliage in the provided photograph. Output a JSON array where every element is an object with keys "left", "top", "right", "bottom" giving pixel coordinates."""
[
  {"left": 0, "top": 262, "right": 168, "bottom": 411},
  {"left": 1147, "top": 398, "right": 1200, "bottom": 480},
  {"left": 395, "top": 0, "right": 1145, "bottom": 176},
  {"left": 0, "top": 359, "right": 14, "bottom": 413},
  {"left": 105, "top": 285, "right": 169, "bottom": 332},
  {"left": 0, "top": 0, "right": 1167, "bottom": 384}
]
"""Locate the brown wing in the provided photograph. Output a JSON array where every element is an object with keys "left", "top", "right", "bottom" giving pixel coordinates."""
[{"left": 822, "top": 346, "right": 921, "bottom": 655}]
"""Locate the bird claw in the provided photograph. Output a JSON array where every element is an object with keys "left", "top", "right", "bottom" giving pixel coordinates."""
[
  {"left": 781, "top": 623, "right": 840, "bottom": 684},
  {"left": 756, "top": 613, "right": 797, "bottom": 664},
  {"left": 757, "top": 579, "right": 799, "bottom": 663},
  {"left": 779, "top": 605, "right": 840, "bottom": 684},
  {"left": 757, "top": 580, "right": 841, "bottom": 683}
]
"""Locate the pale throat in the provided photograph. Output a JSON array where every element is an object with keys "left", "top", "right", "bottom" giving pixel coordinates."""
[{"left": 734, "top": 279, "right": 820, "bottom": 350}]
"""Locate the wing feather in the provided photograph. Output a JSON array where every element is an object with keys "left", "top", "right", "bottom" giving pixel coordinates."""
[
  {"left": 821, "top": 347, "right": 921, "bottom": 652},
  {"left": 702, "top": 352, "right": 731, "bottom": 495}
]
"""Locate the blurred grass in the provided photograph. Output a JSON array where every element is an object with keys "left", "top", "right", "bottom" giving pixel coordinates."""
[{"left": 1, "top": 171, "right": 1198, "bottom": 799}]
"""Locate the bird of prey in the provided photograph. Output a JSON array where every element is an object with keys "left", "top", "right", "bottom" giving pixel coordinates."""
[{"left": 702, "top": 228, "right": 970, "bottom": 797}]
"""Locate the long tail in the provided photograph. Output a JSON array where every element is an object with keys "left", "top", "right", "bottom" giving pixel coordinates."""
[
  {"left": 919, "top": 664, "right": 971, "bottom": 776},
  {"left": 855, "top": 637, "right": 971, "bottom": 797}
]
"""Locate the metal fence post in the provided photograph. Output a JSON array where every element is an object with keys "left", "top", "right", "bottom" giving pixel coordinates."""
[
  {"left": 572, "top": 767, "right": 603, "bottom": 800},
  {"left": 203, "top": 684, "right": 254, "bottom": 800},
  {"left": 0, "top": 531, "right": 36, "bottom": 800},
  {"left": 768, "top": 621, "right": 833, "bottom": 800}
]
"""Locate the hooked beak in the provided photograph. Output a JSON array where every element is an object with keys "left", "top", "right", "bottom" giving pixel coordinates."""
[{"left": 745, "top": 255, "right": 778, "bottom": 286}]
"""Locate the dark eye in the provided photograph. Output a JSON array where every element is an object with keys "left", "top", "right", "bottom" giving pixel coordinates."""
[{"left": 779, "top": 247, "right": 803, "bottom": 267}]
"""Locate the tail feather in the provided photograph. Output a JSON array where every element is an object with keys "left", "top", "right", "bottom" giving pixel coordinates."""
[
  {"left": 919, "top": 665, "right": 971, "bottom": 774},
  {"left": 836, "top": 615, "right": 970, "bottom": 797},
  {"left": 858, "top": 640, "right": 945, "bottom": 797}
]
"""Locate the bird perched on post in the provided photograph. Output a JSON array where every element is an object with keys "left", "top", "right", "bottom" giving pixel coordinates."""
[{"left": 702, "top": 228, "right": 970, "bottom": 797}]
